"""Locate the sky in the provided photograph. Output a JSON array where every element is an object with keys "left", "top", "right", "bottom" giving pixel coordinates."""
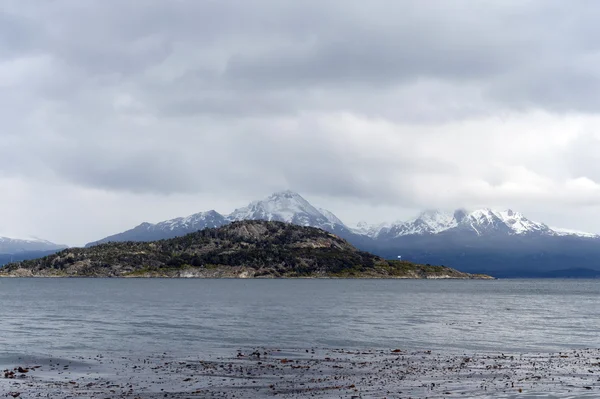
[{"left": 3, "top": 0, "right": 600, "bottom": 246}]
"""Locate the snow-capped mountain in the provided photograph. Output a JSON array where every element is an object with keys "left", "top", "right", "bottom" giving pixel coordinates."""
[
  {"left": 0, "top": 236, "right": 66, "bottom": 254},
  {"left": 356, "top": 208, "right": 594, "bottom": 240},
  {"left": 228, "top": 191, "right": 338, "bottom": 229},
  {"left": 551, "top": 227, "right": 599, "bottom": 238},
  {"left": 86, "top": 210, "right": 229, "bottom": 246},
  {"left": 84, "top": 190, "right": 600, "bottom": 278},
  {"left": 151, "top": 210, "right": 228, "bottom": 232},
  {"left": 86, "top": 191, "right": 350, "bottom": 247},
  {"left": 460, "top": 208, "right": 552, "bottom": 236},
  {"left": 378, "top": 209, "right": 461, "bottom": 238},
  {"left": 351, "top": 207, "right": 600, "bottom": 277},
  {"left": 88, "top": 191, "right": 600, "bottom": 247},
  {"left": 352, "top": 221, "right": 384, "bottom": 236}
]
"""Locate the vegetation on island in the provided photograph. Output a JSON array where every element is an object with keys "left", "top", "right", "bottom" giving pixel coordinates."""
[{"left": 0, "top": 221, "right": 493, "bottom": 279}]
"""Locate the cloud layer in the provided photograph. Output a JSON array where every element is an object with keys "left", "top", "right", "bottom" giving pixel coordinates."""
[{"left": 2, "top": 0, "right": 600, "bottom": 245}]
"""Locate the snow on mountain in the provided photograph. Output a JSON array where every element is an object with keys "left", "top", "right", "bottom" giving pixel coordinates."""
[
  {"left": 551, "top": 227, "right": 600, "bottom": 238},
  {"left": 459, "top": 208, "right": 550, "bottom": 236},
  {"left": 352, "top": 221, "right": 372, "bottom": 235},
  {"left": 317, "top": 208, "right": 346, "bottom": 227},
  {"left": 351, "top": 221, "right": 391, "bottom": 237},
  {"left": 356, "top": 210, "right": 460, "bottom": 239},
  {"left": 86, "top": 190, "right": 600, "bottom": 248},
  {"left": 365, "top": 208, "right": 592, "bottom": 239},
  {"left": 485, "top": 209, "right": 548, "bottom": 234},
  {"left": 399, "top": 210, "right": 459, "bottom": 235},
  {"left": 147, "top": 191, "right": 340, "bottom": 233},
  {"left": 0, "top": 236, "right": 66, "bottom": 254},
  {"left": 86, "top": 210, "right": 229, "bottom": 246},
  {"left": 226, "top": 191, "right": 350, "bottom": 233},
  {"left": 0, "top": 236, "right": 52, "bottom": 245},
  {"left": 227, "top": 190, "right": 329, "bottom": 226},
  {"left": 153, "top": 210, "right": 227, "bottom": 232},
  {"left": 86, "top": 191, "right": 351, "bottom": 247}
]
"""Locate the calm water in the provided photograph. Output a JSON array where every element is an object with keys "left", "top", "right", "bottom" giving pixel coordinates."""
[{"left": 1, "top": 278, "right": 599, "bottom": 361}]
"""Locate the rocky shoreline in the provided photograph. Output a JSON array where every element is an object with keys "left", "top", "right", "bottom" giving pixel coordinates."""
[
  {"left": 0, "top": 269, "right": 494, "bottom": 279},
  {"left": 2, "top": 347, "right": 599, "bottom": 398}
]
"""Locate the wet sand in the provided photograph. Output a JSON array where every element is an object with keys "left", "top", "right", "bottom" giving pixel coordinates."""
[{"left": 3, "top": 348, "right": 600, "bottom": 398}]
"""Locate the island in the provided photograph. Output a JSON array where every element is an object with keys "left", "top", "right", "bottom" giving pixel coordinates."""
[{"left": 0, "top": 221, "right": 493, "bottom": 279}]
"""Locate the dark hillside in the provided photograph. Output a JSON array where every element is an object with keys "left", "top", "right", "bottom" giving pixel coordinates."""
[{"left": 0, "top": 221, "right": 492, "bottom": 279}]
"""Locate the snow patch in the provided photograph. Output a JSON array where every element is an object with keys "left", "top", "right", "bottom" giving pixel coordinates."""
[
  {"left": 138, "top": 191, "right": 349, "bottom": 237},
  {"left": 374, "top": 208, "right": 586, "bottom": 238},
  {"left": 228, "top": 191, "right": 325, "bottom": 224},
  {"left": 317, "top": 208, "right": 345, "bottom": 226},
  {"left": 98, "top": 190, "right": 600, "bottom": 243},
  {"left": 551, "top": 227, "right": 599, "bottom": 238}
]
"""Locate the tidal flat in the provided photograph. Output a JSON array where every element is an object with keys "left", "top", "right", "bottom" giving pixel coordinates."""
[{"left": 3, "top": 347, "right": 600, "bottom": 398}]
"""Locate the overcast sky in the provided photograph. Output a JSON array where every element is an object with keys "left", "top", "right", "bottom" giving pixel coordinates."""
[{"left": 4, "top": 0, "right": 600, "bottom": 245}]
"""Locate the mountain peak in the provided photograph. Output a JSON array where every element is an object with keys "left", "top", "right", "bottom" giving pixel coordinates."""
[
  {"left": 268, "top": 190, "right": 303, "bottom": 200},
  {"left": 229, "top": 191, "right": 321, "bottom": 224},
  {"left": 468, "top": 208, "right": 495, "bottom": 217},
  {"left": 368, "top": 207, "right": 560, "bottom": 239},
  {"left": 416, "top": 209, "right": 447, "bottom": 218},
  {"left": 406, "top": 209, "right": 458, "bottom": 234},
  {"left": 225, "top": 191, "right": 350, "bottom": 234}
]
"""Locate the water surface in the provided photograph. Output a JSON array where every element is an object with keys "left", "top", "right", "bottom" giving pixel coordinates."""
[{"left": 1, "top": 278, "right": 599, "bottom": 360}]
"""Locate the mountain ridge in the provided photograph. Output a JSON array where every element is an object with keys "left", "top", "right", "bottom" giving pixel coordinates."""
[
  {"left": 85, "top": 190, "right": 353, "bottom": 247},
  {"left": 80, "top": 190, "right": 600, "bottom": 278},
  {"left": 0, "top": 236, "right": 66, "bottom": 254},
  {"left": 356, "top": 207, "right": 584, "bottom": 239},
  {"left": 86, "top": 191, "right": 599, "bottom": 247},
  {"left": 0, "top": 221, "right": 491, "bottom": 279}
]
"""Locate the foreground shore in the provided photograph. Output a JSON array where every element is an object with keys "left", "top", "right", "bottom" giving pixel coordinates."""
[{"left": 3, "top": 347, "right": 600, "bottom": 398}]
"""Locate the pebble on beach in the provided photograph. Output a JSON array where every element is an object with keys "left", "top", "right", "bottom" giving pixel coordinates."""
[{"left": 2, "top": 348, "right": 600, "bottom": 398}]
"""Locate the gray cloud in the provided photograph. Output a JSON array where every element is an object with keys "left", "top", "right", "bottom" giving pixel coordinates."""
[
  {"left": 3, "top": 0, "right": 600, "bottom": 244},
  {"left": 2, "top": 1, "right": 597, "bottom": 117}
]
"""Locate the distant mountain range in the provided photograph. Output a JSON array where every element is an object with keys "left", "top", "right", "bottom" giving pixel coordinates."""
[
  {"left": 82, "top": 191, "right": 600, "bottom": 278},
  {"left": 85, "top": 191, "right": 356, "bottom": 247},
  {"left": 352, "top": 208, "right": 598, "bottom": 239},
  {"left": 0, "top": 236, "right": 66, "bottom": 266},
  {"left": 0, "top": 236, "right": 66, "bottom": 255}
]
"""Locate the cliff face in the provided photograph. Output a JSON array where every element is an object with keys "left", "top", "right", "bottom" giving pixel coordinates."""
[{"left": 0, "top": 221, "right": 492, "bottom": 279}]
